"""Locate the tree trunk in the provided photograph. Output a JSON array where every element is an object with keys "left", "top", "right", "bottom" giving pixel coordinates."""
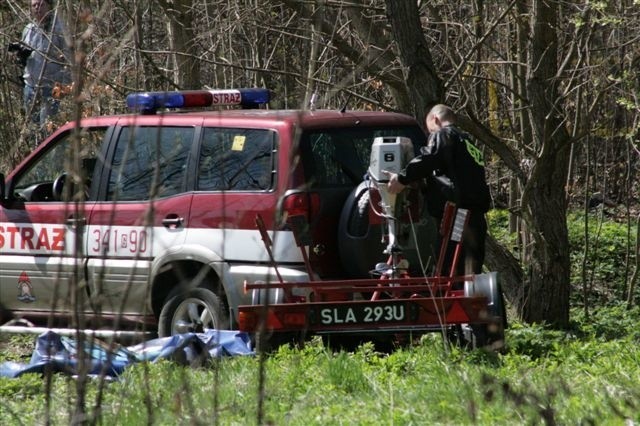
[
  {"left": 519, "top": 0, "right": 572, "bottom": 327},
  {"left": 160, "top": 0, "right": 200, "bottom": 89},
  {"left": 384, "top": 0, "right": 444, "bottom": 121}
]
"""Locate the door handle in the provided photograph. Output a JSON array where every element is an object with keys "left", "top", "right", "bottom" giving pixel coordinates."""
[{"left": 162, "top": 216, "right": 184, "bottom": 229}]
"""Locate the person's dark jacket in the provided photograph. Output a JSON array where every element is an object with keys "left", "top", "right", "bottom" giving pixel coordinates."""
[{"left": 397, "top": 125, "right": 491, "bottom": 217}]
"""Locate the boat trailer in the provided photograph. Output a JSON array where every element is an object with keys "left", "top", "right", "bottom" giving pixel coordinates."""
[{"left": 237, "top": 137, "right": 506, "bottom": 350}]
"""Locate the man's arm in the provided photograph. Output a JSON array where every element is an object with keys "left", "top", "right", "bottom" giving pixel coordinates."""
[{"left": 385, "top": 131, "right": 450, "bottom": 194}]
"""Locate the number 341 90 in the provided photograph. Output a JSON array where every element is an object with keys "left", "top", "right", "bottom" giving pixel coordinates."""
[{"left": 91, "top": 228, "right": 148, "bottom": 254}]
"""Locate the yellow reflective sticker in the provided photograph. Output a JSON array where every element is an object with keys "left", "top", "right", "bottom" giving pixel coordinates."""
[{"left": 231, "top": 135, "right": 246, "bottom": 151}]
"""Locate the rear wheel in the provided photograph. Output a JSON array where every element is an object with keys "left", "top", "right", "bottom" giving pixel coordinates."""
[{"left": 158, "top": 286, "right": 229, "bottom": 337}]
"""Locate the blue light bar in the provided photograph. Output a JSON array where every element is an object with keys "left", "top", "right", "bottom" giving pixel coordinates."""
[{"left": 126, "top": 88, "right": 271, "bottom": 113}]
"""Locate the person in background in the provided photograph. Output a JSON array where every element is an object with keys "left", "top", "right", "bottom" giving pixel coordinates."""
[
  {"left": 13, "top": 0, "right": 71, "bottom": 128},
  {"left": 385, "top": 104, "right": 491, "bottom": 276}
]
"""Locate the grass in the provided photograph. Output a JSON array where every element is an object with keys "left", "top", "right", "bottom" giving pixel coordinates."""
[{"left": 1, "top": 307, "right": 639, "bottom": 425}]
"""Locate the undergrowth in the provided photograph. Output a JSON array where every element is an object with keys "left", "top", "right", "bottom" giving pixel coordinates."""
[{"left": 1, "top": 304, "right": 639, "bottom": 425}]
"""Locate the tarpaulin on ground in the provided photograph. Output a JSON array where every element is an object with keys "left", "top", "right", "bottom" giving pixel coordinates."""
[{"left": 0, "top": 329, "right": 254, "bottom": 379}]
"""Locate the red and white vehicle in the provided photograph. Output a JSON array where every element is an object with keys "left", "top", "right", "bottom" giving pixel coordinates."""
[{"left": 0, "top": 88, "right": 438, "bottom": 338}]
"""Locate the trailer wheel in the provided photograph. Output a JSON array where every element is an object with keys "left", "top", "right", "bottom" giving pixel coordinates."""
[
  {"left": 462, "top": 272, "right": 507, "bottom": 351},
  {"left": 158, "top": 286, "right": 229, "bottom": 337}
]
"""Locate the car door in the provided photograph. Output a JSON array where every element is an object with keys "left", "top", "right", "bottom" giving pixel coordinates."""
[
  {"left": 0, "top": 126, "right": 106, "bottom": 321},
  {"left": 85, "top": 124, "right": 196, "bottom": 321}
]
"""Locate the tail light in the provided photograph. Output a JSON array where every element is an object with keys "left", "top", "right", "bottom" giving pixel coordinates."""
[
  {"left": 281, "top": 191, "right": 321, "bottom": 221},
  {"left": 280, "top": 192, "right": 320, "bottom": 247}
]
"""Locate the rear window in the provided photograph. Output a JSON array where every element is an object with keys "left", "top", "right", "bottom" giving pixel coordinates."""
[
  {"left": 197, "top": 128, "right": 275, "bottom": 191},
  {"left": 300, "top": 126, "right": 424, "bottom": 188}
]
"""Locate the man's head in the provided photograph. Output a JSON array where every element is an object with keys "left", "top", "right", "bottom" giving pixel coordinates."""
[
  {"left": 30, "top": 0, "right": 52, "bottom": 23},
  {"left": 426, "top": 104, "right": 456, "bottom": 133}
]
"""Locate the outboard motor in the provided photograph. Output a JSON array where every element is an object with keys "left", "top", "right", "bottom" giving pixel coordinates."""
[
  {"left": 338, "top": 136, "right": 437, "bottom": 279},
  {"left": 367, "top": 136, "right": 415, "bottom": 254}
]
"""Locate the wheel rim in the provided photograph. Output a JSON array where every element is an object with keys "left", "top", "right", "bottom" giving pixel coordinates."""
[{"left": 171, "top": 297, "right": 217, "bottom": 334}]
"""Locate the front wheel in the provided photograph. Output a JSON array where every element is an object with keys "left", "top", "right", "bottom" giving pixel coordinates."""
[{"left": 158, "top": 287, "right": 229, "bottom": 337}]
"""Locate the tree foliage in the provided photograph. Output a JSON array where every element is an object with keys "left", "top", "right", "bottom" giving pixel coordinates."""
[{"left": 1, "top": 0, "right": 639, "bottom": 327}]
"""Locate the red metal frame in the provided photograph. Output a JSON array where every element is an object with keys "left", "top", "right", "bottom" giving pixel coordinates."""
[{"left": 238, "top": 202, "right": 489, "bottom": 336}]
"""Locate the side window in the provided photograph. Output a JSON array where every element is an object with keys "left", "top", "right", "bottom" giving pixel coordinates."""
[
  {"left": 12, "top": 127, "right": 105, "bottom": 201},
  {"left": 107, "top": 127, "right": 194, "bottom": 201},
  {"left": 197, "top": 128, "right": 275, "bottom": 191}
]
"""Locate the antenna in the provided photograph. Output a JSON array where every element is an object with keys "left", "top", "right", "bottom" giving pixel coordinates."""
[
  {"left": 339, "top": 93, "right": 352, "bottom": 113},
  {"left": 309, "top": 92, "right": 318, "bottom": 111}
]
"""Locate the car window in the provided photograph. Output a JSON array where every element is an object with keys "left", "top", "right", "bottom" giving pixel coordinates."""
[
  {"left": 197, "top": 128, "right": 275, "bottom": 191},
  {"left": 301, "top": 126, "right": 425, "bottom": 188},
  {"left": 12, "top": 128, "right": 105, "bottom": 200},
  {"left": 107, "top": 126, "right": 194, "bottom": 201}
]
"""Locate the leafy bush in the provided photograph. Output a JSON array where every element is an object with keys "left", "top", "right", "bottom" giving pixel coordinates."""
[
  {"left": 488, "top": 209, "right": 638, "bottom": 305},
  {"left": 567, "top": 211, "right": 636, "bottom": 303},
  {"left": 504, "top": 321, "right": 567, "bottom": 360},
  {"left": 486, "top": 209, "right": 520, "bottom": 257},
  {"left": 570, "top": 303, "right": 640, "bottom": 341}
]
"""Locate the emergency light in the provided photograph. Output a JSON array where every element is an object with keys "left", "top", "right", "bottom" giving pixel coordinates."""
[{"left": 126, "top": 88, "right": 271, "bottom": 113}]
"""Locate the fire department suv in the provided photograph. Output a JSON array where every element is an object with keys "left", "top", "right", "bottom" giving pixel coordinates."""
[{"left": 0, "top": 88, "right": 436, "bottom": 337}]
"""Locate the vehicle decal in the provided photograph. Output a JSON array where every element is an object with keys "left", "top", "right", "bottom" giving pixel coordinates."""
[
  {"left": 17, "top": 271, "right": 36, "bottom": 303},
  {"left": 231, "top": 135, "right": 246, "bottom": 151},
  {"left": 87, "top": 225, "right": 302, "bottom": 262},
  {"left": 0, "top": 221, "right": 300, "bottom": 262},
  {"left": 89, "top": 226, "right": 150, "bottom": 256},
  {"left": 0, "top": 223, "right": 66, "bottom": 254},
  {"left": 211, "top": 90, "right": 242, "bottom": 105}
]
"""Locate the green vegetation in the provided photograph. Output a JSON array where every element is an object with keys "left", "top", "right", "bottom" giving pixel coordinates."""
[
  {"left": 1, "top": 306, "right": 639, "bottom": 425},
  {"left": 567, "top": 211, "right": 637, "bottom": 304},
  {"left": 488, "top": 208, "right": 639, "bottom": 306}
]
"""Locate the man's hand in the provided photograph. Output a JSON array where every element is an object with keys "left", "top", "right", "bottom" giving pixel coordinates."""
[{"left": 382, "top": 170, "right": 406, "bottom": 194}]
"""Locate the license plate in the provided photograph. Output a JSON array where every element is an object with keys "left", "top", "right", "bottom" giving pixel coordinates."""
[{"left": 313, "top": 302, "right": 406, "bottom": 326}]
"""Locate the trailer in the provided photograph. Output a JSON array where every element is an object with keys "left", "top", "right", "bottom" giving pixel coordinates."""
[{"left": 237, "top": 137, "right": 506, "bottom": 351}]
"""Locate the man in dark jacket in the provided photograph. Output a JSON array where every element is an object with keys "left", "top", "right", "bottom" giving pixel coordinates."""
[{"left": 386, "top": 104, "right": 491, "bottom": 275}]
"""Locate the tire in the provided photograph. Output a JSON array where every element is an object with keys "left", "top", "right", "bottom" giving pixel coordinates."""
[
  {"left": 337, "top": 181, "right": 385, "bottom": 278},
  {"left": 461, "top": 272, "right": 507, "bottom": 351},
  {"left": 158, "top": 286, "right": 229, "bottom": 337},
  {"left": 337, "top": 181, "right": 438, "bottom": 279}
]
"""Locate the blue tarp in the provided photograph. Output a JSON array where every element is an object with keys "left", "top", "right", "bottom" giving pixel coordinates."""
[{"left": 0, "top": 330, "right": 254, "bottom": 379}]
